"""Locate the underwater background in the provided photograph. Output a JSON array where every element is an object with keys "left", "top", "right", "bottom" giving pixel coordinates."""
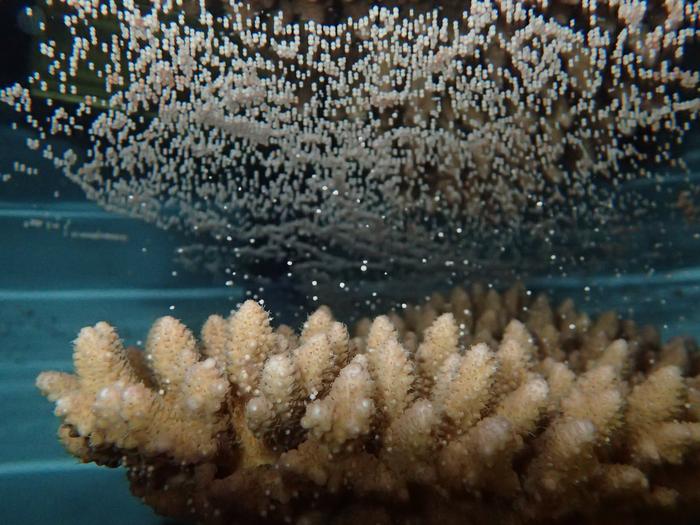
[
  {"left": 1, "top": 3, "right": 230, "bottom": 522},
  {"left": 1, "top": 0, "right": 700, "bottom": 523}
]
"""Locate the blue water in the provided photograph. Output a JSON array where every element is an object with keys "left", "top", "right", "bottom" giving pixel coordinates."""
[
  {"left": 0, "top": 200, "right": 238, "bottom": 524},
  {"left": 0, "top": 96, "right": 238, "bottom": 521}
]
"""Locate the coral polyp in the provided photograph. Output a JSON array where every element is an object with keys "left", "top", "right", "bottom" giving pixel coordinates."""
[{"left": 37, "top": 285, "right": 700, "bottom": 524}]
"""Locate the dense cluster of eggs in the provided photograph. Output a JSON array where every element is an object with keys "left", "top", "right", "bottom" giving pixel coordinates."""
[{"left": 2, "top": 0, "right": 698, "bottom": 301}]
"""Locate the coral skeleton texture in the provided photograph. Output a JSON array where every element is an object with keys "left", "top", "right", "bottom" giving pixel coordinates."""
[{"left": 38, "top": 284, "right": 700, "bottom": 524}]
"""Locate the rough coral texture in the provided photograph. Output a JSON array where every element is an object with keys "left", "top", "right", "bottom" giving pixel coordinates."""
[{"left": 38, "top": 284, "right": 700, "bottom": 524}]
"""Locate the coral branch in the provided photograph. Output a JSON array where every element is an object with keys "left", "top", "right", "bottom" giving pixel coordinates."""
[{"left": 37, "top": 285, "right": 700, "bottom": 524}]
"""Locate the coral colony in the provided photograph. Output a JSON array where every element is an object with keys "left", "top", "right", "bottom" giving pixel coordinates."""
[
  {"left": 5, "top": 0, "right": 697, "bottom": 522},
  {"left": 38, "top": 285, "right": 700, "bottom": 524}
]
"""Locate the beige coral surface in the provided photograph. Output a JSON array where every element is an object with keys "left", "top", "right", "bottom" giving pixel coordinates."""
[{"left": 37, "top": 284, "right": 700, "bottom": 524}]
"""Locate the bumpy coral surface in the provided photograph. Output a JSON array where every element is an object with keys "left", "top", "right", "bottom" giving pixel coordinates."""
[{"left": 38, "top": 284, "right": 700, "bottom": 524}]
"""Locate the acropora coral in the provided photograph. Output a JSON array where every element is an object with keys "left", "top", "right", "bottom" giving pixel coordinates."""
[{"left": 37, "top": 284, "right": 700, "bottom": 524}]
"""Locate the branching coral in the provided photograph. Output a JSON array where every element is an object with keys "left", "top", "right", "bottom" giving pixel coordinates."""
[{"left": 37, "top": 284, "right": 700, "bottom": 524}]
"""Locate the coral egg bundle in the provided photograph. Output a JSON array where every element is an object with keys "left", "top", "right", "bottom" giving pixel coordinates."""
[{"left": 2, "top": 0, "right": 698, "bottom": 288}]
